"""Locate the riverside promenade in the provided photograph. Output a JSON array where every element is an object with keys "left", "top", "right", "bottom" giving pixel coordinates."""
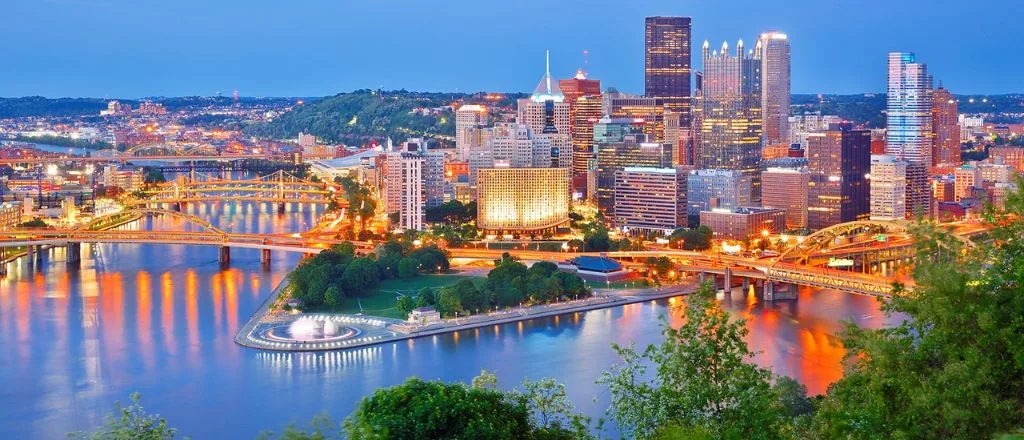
[{"left": 234, "top": 278, "right": 702, "bottom": 352}]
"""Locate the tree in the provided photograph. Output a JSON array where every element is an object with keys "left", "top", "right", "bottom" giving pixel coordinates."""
[
  {"left": 397, "top": 257, "right": 419, "bottom": 279},
  {"left": 583, "top": 226, "right": 611, "bottom": 252},
  {"left": 343, "top": 377, "right": 536, "bottom": 440},
  {"left": 435, "top": 287, "right": 463, "bottom": 317},
  {"left": 323, "top": 286, "right": 342, "bottom": 308},
  {"left": 520, "top": 378, "right": 593, "bottom": 438},
  {"left": 810, "top": 191, "right": 1024, "bottom": 439},
  {"left": 395, "top": 295, "right": 415, "bottom": 316},
  {"left": 599, "top": 283, "right": 789, "bottom": 439},
  {"left": 341, "top": 258, "right": 380, "bottom": 295},
  {"left": 644, "top": 256, "right": 673, "bottom": 277},
  {"left": 70, "top": 393, "right": 177, "bottom": 440}
]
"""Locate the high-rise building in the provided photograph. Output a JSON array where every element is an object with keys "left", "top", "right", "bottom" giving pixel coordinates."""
[
  {"left": 608, "top": 96, "right": 666, "bottom": 143},
  {"left": 518, "top": 52, "right": 570, "bottom": 136},
  {"left": 761, "top": 167, "right": 809, "bottom": 230},
  {"left": 382, "top": 152, "right": 425, "bottom": 231},
  {"left": 456, "top": 104, "right": 488, "bottom": 161},
  {"left": 594, "top": 119, "right": 673, "bottom": 216},
  {"left": 422, "top": 151, "right": 447, "bottom": 209},
  {"left": 870, "top": 154, "right": 907, "bottom": 221},
  {"left": 476, "top": 167, "right": 570, "bottom": 232},
  {"left": 805, "top": 124, "right": 871, "bottom": 230},
  {"left": 697, "top": 40, "right": 763, "bottom": 202},
  {"left": 886, "top": 52, "right": 933, "bottom": 216},
  {"left": 488, "top": 123, "right": 535, "bottom": 168},
  {"left": 699, "top": 207, "right": 787, "bottom": 240},
  {"left": 560, "top": 69, "right": 602, "bottom": 177},
  {"left": 686, "top": 169, "right": 751, "bottom": 217},
  {"left": 757, "top": 31, "right": 791, "bottom": 146},
  {"left": 645, "top": 16, "right": 692, "bottom": 126},
  {"left": 613, "top": 167, "right": 688, "bottom": 236},
  {"left": 931, "top": 86, "right": 960, "bottom": 166}
]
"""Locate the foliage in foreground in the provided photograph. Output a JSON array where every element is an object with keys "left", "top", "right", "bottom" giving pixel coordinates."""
[
  {"left": 69, "top": 393, "right": 176, "bottom": 440},
  {"left": 599, "top": 283, "right": 801, "bottom": 439}
]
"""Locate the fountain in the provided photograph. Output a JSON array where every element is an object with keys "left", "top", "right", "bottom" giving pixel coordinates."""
[{"left": 260, "top": 315, "right": 361, "bottom": 344}]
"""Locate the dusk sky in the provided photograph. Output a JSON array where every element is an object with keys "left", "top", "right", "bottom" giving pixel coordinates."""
[{"left": 3, "top": 0, "right": 1021, "bottom": 98}]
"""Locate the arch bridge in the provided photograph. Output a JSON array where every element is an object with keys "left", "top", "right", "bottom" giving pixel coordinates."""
[{"left": 128, "top": 170, "right": 340, "bottom": 208}]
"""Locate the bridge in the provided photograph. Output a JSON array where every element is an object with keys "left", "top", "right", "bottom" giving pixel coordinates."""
[
  {"left": 0, "top": 208, "right": 366, "bottom": 274},
  {"left": 127, "top": 170, "right": 339, "bottom": 211},
  {"left": 0, "top": 153, "right": 275, "bottom": 165},
  {"left": 124, "top": 143, "right": 220, "bottom": 157}
]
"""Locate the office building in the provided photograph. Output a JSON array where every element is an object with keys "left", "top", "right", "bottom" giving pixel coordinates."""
[
  {"left": 757, "top": 31, "right": 791, "bottom": 146},
  {"left": 699, "top": 207, "right": 786, "bottom": 240},
  {"left": 595, "top": 122, "right": 673, "bottom": 216},
  {"left": 954, "top": 163, "right": 981, "bottom": 202},
  {"left": 886, "top": 52, "right": 933, "bottom": 216},
  {"left": 686, "top": 169, "right": 751, "bottom": 217},
  {"left": 931, "top": 87, "right": 960, "bottom": 166},
  {"left": 613, "top": 167, "right": 687, "bottom": 235},
  {"left": 517, "top": 52, "right": 570, "bottom": 136},
  {"left": 456, "top": 104, "right": 487, "bottom": 161},
  {"left": 422, "top": 151, "right": 447, "bottom": 208},
  {"left": 697, "top": 39, "right": 763, "bottom": 202},
  {"left": 102, "top": 165, "right": 144, "bottom": 192},
  {"left": 0, "top": 201, "right": 23, "bottom": 230},
  {"left": 382, "top": 152, "right": 425, "bottom": 231},
  {"left": 645, "top": 16, "right": 692, "bottom": 125},
  {"left": 560, "top": 70, "right": 602, "bottom": 177},
  {"left": 761, "top": 167, "right": 809, "bottom": 229},
  {"left": 488, "top": 123, "right": 535, "bottom": 168},
  {"left": 608, "top": 96, "right": 666, "bottom": 143},
  {"left": 805, "top": 124, "right": 871, "bottom": 230},
  {"left": 788, "top": 113, "right": 842, "bottom": 147},
  {"left": 476, "top": 167, "right": 570, "bottom": 232},
  {"left": 870, "top": 154, "right": 907, "bottom": 221}
]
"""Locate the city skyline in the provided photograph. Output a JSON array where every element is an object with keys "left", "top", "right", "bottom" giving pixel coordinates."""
[{"left": 3, "top": 0, "right": 1023, "bottom": 97}]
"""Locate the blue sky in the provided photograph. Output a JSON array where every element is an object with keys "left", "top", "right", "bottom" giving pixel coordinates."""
[{"left": 2, "top": 0, "right": 1021, "bottom": 98}]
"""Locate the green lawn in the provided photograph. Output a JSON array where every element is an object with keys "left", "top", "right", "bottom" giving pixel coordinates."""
[{"left": 312, "top": 274, "right": 476, "bottom": 319}]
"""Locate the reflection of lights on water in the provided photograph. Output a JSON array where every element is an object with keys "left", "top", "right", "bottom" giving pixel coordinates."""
[{"left": 255, "top": 346, "right": 384, "bottom": 371}]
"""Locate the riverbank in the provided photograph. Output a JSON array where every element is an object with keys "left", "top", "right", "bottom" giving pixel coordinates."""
[{"left": 233, "top": 277, "right": 701, "bottom": 352}]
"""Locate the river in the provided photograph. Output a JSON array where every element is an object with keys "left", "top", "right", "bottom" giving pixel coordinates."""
[{"left": 0, "top": 201, "right": 901, "bottom": 438}]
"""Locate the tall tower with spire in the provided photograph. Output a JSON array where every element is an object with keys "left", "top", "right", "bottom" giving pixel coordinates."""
[{"left": 517, "top": 51, "right": 570, "bottom": 136}]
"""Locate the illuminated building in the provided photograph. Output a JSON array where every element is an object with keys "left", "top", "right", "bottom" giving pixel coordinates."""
[
  {"left": 697, "top": 39, "right": 763, "bottom": 202},
  {"left": 456, "top": 104, "right": 488, "bottom": 161},
  {"left": 959, "top": 115, "right": 984, "bottom": 142},
  {"left": 932, "top": 177, "right": 955, "bottom": 203},
  {"left": 788, "top": 113, "right": 841, "bottom": 147},
  {"left": 531, "top": 132, "right": 572, "bottom": 169},
  {"left": 137, "top": 100, "right": 167, "bottom": 115},
  {"left": 594, "top": 119, "right": 673, "bottom": 216},
  {"left": 608, "top": 96, "right": 665, "bottom": 143},
  {"left": 476, "top": 167, "right": 569, "bottom": 232},
  {"left": 931, "top": 86, "right": 960, "bottom": 166},
  {"left": 870, "top": 154, "right": 907, "bottom": 221},
  {"left": 444, "top": 161, "right": 469, "bottom": 183},
  {"left": 298, "top": 132, "right": 317, "bottom": 148},
  {"left": 699, "top": 207, "right": 786, "bottom": 240},
  {"left": 645, "top": 16, "right": 692, "bottom": 126},
  {"left": 0, "top": 201, "right": 23, "bottom": 230},
  {"left": 517, "top": 51, "right": 570, "bottom": 136},
  {"left": 101, "top": 165, "right": 144, "bottom": 191},
  {"left": 886, "top": 52, "right": 933, "bottom": 216},
  {"left": 953, "top": 163, "right": 981, "bottom": 202},
  {"left": 979, "top": 159, "right": 1014, "bottom": 183},
  {"left": 686, "top": 169, "right": 751, "bottom": 217},
  {"left": 757, "top": 31, "right": 791, "bottom": 146},
  {"left": 761, "top": 167, "right": 809, "bottom": 230},
  {"left": 613, "top": 167, "right": 688, "bottom": 235},
  {"left": 487, "top": 123, "right": 534, "bottom": 168},
  {"left": 382, "top": 152, "right": 425, "bottom": 231},
  {"left": 805, "top": 124, "right": 870, "bottom": 230},
  {"left": 560, "top": 69, "right": 602, "bottom": 177},
  {"left": 990, "top": 146, "right": 1024, "bottom": 172}
]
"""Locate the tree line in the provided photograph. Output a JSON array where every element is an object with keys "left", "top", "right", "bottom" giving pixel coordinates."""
[{"left": 287, "top": 240, "right": 449, "bottom": 310}]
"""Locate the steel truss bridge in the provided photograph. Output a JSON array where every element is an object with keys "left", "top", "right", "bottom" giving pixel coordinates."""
[{"left": 127, "top": 170, "right": 339, "bottom": 207}]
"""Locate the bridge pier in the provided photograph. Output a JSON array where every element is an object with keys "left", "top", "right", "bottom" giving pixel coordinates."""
[
  {"left": 763, "top": 281, "right": 775, "bottom": 301},
  {"left": 66, "top": 242, "right": 81, "bottom": 266},
  {"left": 742, "top": 277, "right": 750, "bottom": 291},
  {"left": 219, "top": 246, "right": 231, "bottom": 267},
  {"left": 722, "top": 267, "right": 732, "bottom": 293},
  {"left": 698, "top": 272, "right": 707, "bottom": 284},
  {"left": 260, "top": 249, "right": 271, "bottom": 265},
  {"left": 277, "top": 202, "right": 286, "bottom": 214}
]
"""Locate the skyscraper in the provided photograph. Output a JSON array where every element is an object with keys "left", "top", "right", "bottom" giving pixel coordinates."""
[
  {"left": 697, "top": 39, "right": 763, "bottom": 201},
  {"left": 806, "top": 123, "right": 871, "bottom": 230},
  {"left": 614, "top": 167, "right": 688, "bottom": 235},
  {"left": 594, "top": 118, "right": 673, "bottom": 217},
  {"left": 886, "top": 52, "right": 933, "bottom": 216},
  {"left": 517, "top": 51, "right": 570, "bottom": 136},
  {"left": 932, "top": 86, "right": 960, "bottom": 166},
  {"left": 559, "top": 69, "right": 602, "bottom": 177},
  {"left": 756, "top": 31, "right": 791, "bottom": 146},
  {"left": 761, "top": 167, "right": 809, "bottom": 230},
  {"left": 455, "top": 104, "right": 487, "bottom": 161},
  {"left": 645, "top": 16, "right": 692, "bottom": 126}
]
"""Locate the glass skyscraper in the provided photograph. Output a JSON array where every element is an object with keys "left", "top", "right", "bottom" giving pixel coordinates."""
[
  {"left": 886, "top": 52, "right": 933, "bottom": 217},
  {"left": 645, "top": 16, "right": 692, "bottom": 126}
]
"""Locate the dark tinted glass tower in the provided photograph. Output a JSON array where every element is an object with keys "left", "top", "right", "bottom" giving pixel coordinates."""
[{"left": 645, "top": 16, "right": 692, "bottom": 126}]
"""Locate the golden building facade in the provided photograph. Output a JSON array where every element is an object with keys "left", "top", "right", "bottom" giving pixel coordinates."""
[{"left": 476, "top": 168, "right": 569, "bottom": 232}]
